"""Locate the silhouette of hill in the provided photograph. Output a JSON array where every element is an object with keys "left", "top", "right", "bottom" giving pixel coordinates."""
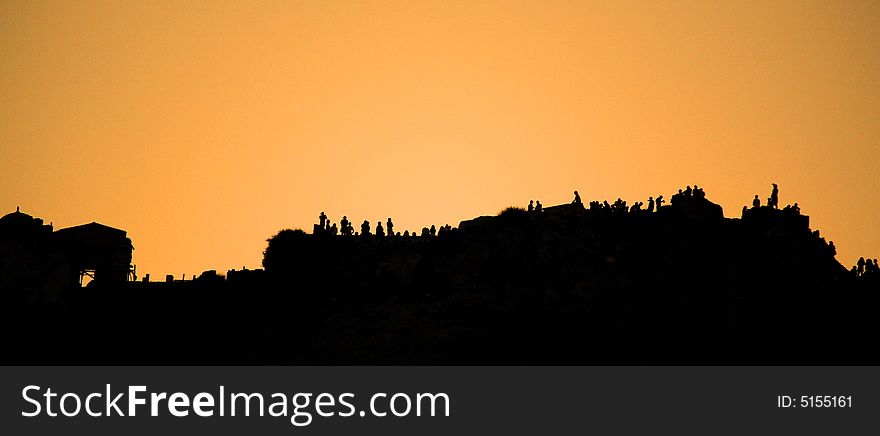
[{"left": 1, "top": 189, "right": 877, "bottom": 364}]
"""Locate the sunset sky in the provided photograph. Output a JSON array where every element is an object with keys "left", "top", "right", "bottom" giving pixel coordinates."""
[{"left": 2, "top": 1, "right": 878, "bottom": 278}]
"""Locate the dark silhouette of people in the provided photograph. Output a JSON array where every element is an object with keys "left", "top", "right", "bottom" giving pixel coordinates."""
[
  {"left": 770, "top": 183, "right": 779, "bottom": 209},
  {"left": 656, "top": 195, "right": 664, "bottom": 209},
  {"left": 386, "top": 218, "right": 394, "bottom": 237},
  {"left": 535, "top": 201, "right": 542, "bottom": 212},
  {"left": 421, "top": 227, "right": 430, "bottom": 237},
  {"left": 647, "top": 197, "right": 654, "bottom": 213},
  {"left": 671, "top": 189, "right": 684, "bottom": 205},
  {"left": 752, "top": 195, "right": 760, "bottom": 209},
  {"left": 403, "top": 230, "right": 409, "bottom": 237},
  {"left": 528, "top": 200, "right": 534, "bottom": 212},
  {"left": 330, "top": 223, "right": 338, "bottom": 236},
  {"left": 430, "top": 225, "right": 436, "bottom": 237},
  {"left": 792, "top": 203, "right": 800, "bottom": 214},
  {"left": 684, "top": 186, "right": 692, "bottom": 197},
  {"left": 319, "top": 212, "right": 327, "bottom": 228},
  {"left": 857, "top": 257, "right": 865, "bottom": 276},
  {"left": 340, "top": 216, "right": 350, "bottom": 236},
  {"left": 361, "top": 220, "right": 371, "bottom": 236},
  {"left": 572, "top": 191, "right": 582, "bottom": 205},
  {"left": 376, "top": 221, "right": 385, "bottom": 237}
]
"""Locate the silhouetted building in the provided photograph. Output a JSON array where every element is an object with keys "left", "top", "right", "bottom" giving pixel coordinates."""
[
  {"left": 0, "top": 207, "right": 53, "bottom": 237},
  {"left": 53, "top": 222, "right": 134, "bottom": 286},
  {"left": 0, "top": 208, "right": 61, "bottom": 298}
]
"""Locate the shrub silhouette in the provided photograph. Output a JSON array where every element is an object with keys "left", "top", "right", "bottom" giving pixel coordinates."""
[
  {"left": 262, "top": 228, "right": 309, "bottom": 274},
  {"left": 498, "top": 206, "right": 527, "bottom": 216}
]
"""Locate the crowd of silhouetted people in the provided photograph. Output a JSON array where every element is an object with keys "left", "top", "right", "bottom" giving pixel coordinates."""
[
  {"left": 741, "top": 184, "right": 807, "bottom": 219},
  {"left": 525, "top": 188, "right": 710, "bottom": 215},
  {"left": 313, "top": 211, "right": 451, "bottom": 239},
  {"left": 748, "top": 183, "right": 783, "bottom": 210},
  {"left": 307, "top": 184, "right": 864, "bottom": 272},
  {"left": 584, "top": 185, "right": 708, "bottom": 215},
  {"left": 853, "top": 257, "right": 880, "bottom": 279},
  {"left": 752, "top": 183, "right": 780, "bottom": 212},
  {"left": 583, "top": 191, "right": 668, "bottom": 214},
  {"left": 670, "top": 185, "right": 706, "bottom": 205}
]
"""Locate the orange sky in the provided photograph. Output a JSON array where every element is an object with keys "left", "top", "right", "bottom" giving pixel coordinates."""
[{"left": 2, "top": 1, "right": 878, "bottom": 277}]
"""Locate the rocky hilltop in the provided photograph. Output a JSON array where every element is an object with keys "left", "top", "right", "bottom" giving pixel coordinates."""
[{"left": 1, "top": 193, "right": 877, "bottom": 364}]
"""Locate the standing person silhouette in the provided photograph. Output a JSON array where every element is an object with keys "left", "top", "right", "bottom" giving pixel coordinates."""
[
  {"left": 340, "top": 216, "right": 350, "bottom": 236},
  {"left": 386, "top": 218, "right": 394, "bottom": 237},
  {"left": 528, "top": 200, "right": 534, "bottom": 212},
  {"left": 535, "top": 201, "right": 543, "bottom": 213},
  {"left": 770, "top": 183, "right": 779, "bottom": 209}
]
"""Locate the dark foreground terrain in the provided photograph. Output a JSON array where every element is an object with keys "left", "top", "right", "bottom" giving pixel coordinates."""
[{"left": 1, "top": 195, "right": 878, "bottom": 364}]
